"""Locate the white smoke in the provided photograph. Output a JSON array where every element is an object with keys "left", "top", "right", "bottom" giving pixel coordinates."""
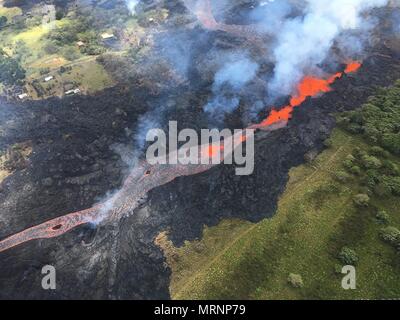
[
  {"left": 204, "top": 53, "right": 259, "bottom": 121},
  {"left": 126, "top": 0, "right": 140, "bottom": 15},
  {"left": 267, "top": 0, "right": 390, "bottom": 95}
]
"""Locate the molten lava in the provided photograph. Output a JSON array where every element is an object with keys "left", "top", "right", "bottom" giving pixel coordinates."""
[
  {"left": 345, "top": 61, "right": 362, "bottom": 74},
  {"left": 251, "top": 62, "right": 362, "bottom": 129}
]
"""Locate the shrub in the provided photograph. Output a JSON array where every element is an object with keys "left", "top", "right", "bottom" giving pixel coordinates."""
[
  {"left": 380, "top": 227, "right": 400, "bottom": 245},
  {"left": 39, "top": 67, "right": 50, "bottom": 75},
  {"left": 44, "top": 41, "right": 59, "bottom": 54},
  {"left": 288, "top": 274, "right": 304, "bottom": 288},
  {"left": 334, "top": 171, "right": 351, "bottom": 183},
  {"left": 0, "top": 50, "right": 26, "bottom": 85},
  {"left": 370, "top": 146, "right": 387, "bottom": 157},
  {"left": 382, "top": 160, "right": 399, "bottom": 176},
  {"left": 347, "top": 123, "right": 363, "bottom": 134},
  {"left": 334, "top": 264, "right": 343, "bottom": 274},
  {"left": 374, "top": 183, "right": 392, "bottom": 197},
  {"left": 338, "top": 247, "right": 359, "bottom": 265},
  {"left": 381, "top": 176, "right": 400, "bottom": 196},
  {"left": 376, "top": 211, "right": 390, "bottom": 224},
  {"left": 55, "top": 10, "right": 64, "bottom": 20},
  {"left": 349, "top": 166, "right": 361, "bottom": 175},
  {"left": 62, "top": 47, "right": 80, "bottom": 61},
  {"left": 361, "top": 155, "right": 382, "bottom": 169},
  {"left": 353, "top": 194, "right": 370, "bottom": 207},
  {"left": 382, "top": 133, "right": 400, "bottom": 155},
  {"left": 346, "top": 154, "right": 356, "bottom": 163},
  {"left": 343, "top": 159, "right": 354, "bottom": 170},
  {"left": 364, "top": 170, "right": 380, "bottom": 188},
  {"left": 353, "top": 147, "right": 364, "bottom": 159},
  {"left": 0, "top": 16, "right": 7, "bottom": 28}
]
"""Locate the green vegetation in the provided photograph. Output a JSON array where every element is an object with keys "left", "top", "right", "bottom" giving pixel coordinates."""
[
  {"left": 288, "top": 274, "right": 304, "bottom": 288},
  {"left": 0, "top": 16, "right": 7, "bottom": 28},
  {"left": 0, "top": 49, "right": 25, "bottom": 85},
  {"left": 158, "top": 82, "right": 400, "bottom": 300},
  {"left": 338, "top": 81, "right": 400, "bottom": 155},
  {"left": 44, "top": 18, "right": 105, "bottom": 58},
  {"left": 0, "top": 3, "right": 135, "bottom": 97},
  {"left": 338, "top": 247, "right": 359, "bottom": 265},
  {"left": 0, "top": 2, "right": 159, "bottom": 98},
  {"left": 380, "top": 227, "right": 400, "bottom": 246},
  {"left": 25, "top": 59, "right": 114, "bottom": 99},
  {"left": 0, "top": 6, "right": 22, "bottom": 21}
]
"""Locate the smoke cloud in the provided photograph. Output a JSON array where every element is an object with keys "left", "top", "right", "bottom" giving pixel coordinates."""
[
  {"left": 204, "top": 53, "right": 259, "bottom": 121},
  {"left": 125, "top": 0, "right": 140, "bottom": 15},
  {"left": 264, "top": 0, "right": 390, "bottom": 95}
]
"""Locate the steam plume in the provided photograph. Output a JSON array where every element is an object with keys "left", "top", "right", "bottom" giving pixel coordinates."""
[
  {"left": 204, "top": 53, "right": 259, "bottom": 121},
  {"left": 126, "top": 0, "right": 140, "bottom": 15},
  {"left": 265, "top": 0, "right": 390, "bottom": 95}
]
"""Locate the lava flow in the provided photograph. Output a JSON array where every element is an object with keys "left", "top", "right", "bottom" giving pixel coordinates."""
[
  {"left": 0, "top": 132, "right": 248, "bottom": 253},
  {"left": 0, "top": 62, "right": 362, "bottom": 254},
  {"left": 251, "top": 62, "right": 361, "bottom": 129},
  {"left": 0, "top": 1, "right": 363, "bottom": 254},
  {"left": 191, "top": 0, "right": 264, "bottom": 42}
]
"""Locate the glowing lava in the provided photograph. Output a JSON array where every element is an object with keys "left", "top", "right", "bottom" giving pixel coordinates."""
[
  {"left": 345, "top": 61, "right": 362, "bottom": 74},
  {"left": 251, "top": 62, "right": 362, "bottom": 129}
]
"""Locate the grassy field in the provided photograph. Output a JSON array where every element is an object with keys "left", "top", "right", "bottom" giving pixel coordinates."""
[
  {"left": 25, "top": 59, "right": 115, "bottom": 99},
  {"left": 158, "top": 128, "right": 400, "bottom": 300},
  {"left": 0, "top": 6, "right": 22, "bottom": 21},
  {"left": 0, "top": 14, "right": 72, "bottom": 72}
]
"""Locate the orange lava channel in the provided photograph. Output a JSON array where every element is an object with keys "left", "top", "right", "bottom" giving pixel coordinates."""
[{"left": 253, "top": 62, "right": 361, "bottom": 129}]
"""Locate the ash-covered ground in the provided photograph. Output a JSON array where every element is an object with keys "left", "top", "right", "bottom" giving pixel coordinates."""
[{"left": 0, "top": 1, "right": 400, "bottom": 299}]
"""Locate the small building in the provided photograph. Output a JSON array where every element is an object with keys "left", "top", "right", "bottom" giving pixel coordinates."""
[
  {"left": 101, "top": 32, "right": 120, "bottom": 49},
  {"left": 17, "top": 93, "right": 29, "bottom": 100},
  {"left": 65, "top": 88, "right": 81, "bottom": 95},
  {"left": 44, "top": 76, "right": 54, "bottom": 82},
  {"left": 76, "top": 41, "right": 85, "bottom": 47},
  {"left": 101, "top": 32, "right": 115, "bottom": 40}
]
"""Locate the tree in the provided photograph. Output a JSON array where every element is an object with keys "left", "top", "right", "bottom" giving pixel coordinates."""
[
  {"left": 334, "top": 171, "right": 351, "bottom": 183},
  {"left": 288, "top": 274, "right": 304, "bottom": 288},
  {"left": 361, "top": 155, "right": 382, "bottom": 169},
  {"left": 338, "top": 247, "right": 359, "bottom": 265},
  {"left": 13, "top": 40, "right": 31, "bottom": 62},
  {"left": 0, "top": 51, "right": 26, "bottom": 85},
  {"left": 381, "top": 176, "right": 400, "bottom": 196},
  {"left": 353, "top": 194, "right": 370, "bottom": 207},
  {"left": 0, "top": 16, "right": 7, "bottom": 28},
  {"left": 341, "top": 82, "right": 400, "bottom": 155},
  {"left": 44, "top": 41, "right": 59, "bottom": 54},
  {"left": 380, "top": 227, "right": 400, "bottom": 246},
  {"left": 61, "top": 47, "right": 80, "bottom": 61},
  {"left": 376, "top": 211, "right": 390, "bottom": 224}
]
